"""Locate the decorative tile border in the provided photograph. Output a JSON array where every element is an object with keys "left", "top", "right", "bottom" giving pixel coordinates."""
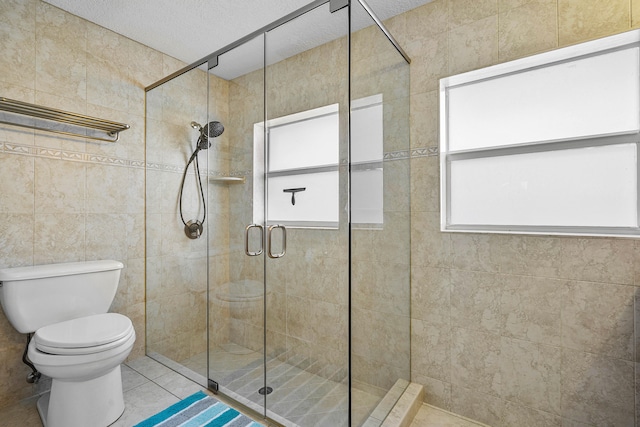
[
  {"left": 1, "top": 142, "right": 145, "bottom": 169},
  {"left": 384, "top": 150, "right": 410, "bottom": 160},
  {"left": 1, "top": 142, "right": 215, "bottom": 175},
  {"left": 3, "top": 143, "right": 31, "bottom": 156},
  {"left": 410, "top": 146, "right": 439, "bottom": 158},
  {"left": 384, "top": 147, "right": 439, "bottom": 160},
  {"left": 1, "top": 142, "right": 440, "bottom": 178},
  {"left": 145, "top": 162, "right": 183, "bottom": 173}
]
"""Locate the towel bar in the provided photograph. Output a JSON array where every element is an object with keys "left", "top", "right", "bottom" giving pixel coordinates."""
[{"left": 0, "top": 97, "right": 130, "bottom": 143}]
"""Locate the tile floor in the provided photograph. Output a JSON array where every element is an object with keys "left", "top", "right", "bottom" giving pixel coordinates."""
[
  {"left": 410, "top": 405, "right": 486, "bottom": 427},
  {"left": 179, "top": 346, "right": 381, "bottom": 426},
  {"left": 0, "top": 356, "right": 485, "bottom": 427},
  {"left": 0, "top": 356, "right": 275, "bottom": 427}
]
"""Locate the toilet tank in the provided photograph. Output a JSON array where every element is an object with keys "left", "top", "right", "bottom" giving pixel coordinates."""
[{"left": 0, "top": 260, "right": 124, "bottom": 334}]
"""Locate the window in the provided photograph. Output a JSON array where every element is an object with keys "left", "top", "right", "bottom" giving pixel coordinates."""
[
  {"left": 253, "top": 95, "right": 384, "bottom": 228},
  {"left": 440, "top": 30, "right": 640, "bottom": 237},
  {"left": 351, "top": 94, "right": 384, "bottom": 227},
  {"left": 254, "top": 104, "right": 340, "bottom": 228}
]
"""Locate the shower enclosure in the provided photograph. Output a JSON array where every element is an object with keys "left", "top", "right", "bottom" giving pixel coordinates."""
[{"left": 145, "top": 1, "right": 410, "bottom": 425}]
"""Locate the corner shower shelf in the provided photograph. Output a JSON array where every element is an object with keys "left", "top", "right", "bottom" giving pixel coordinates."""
[
  {"left": 210, "top": 176, "right": 246, "bottom": 184},
  {"left": 0, "top": 97, "right": 130, "bottom": 143}
]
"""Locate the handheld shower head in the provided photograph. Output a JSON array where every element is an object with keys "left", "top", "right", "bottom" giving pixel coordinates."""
[
  {"left": 204, "top": 121, "right": 225, "bottom": 138},
  {"left": 195, "top": 121, "right": 224, "bottom": 151},
  {"left": 180, "top": 120, "right": 226, "bottom": 240}
]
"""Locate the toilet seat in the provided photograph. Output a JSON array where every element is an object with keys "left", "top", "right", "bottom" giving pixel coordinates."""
[{"left": 34, "top": 313, "right": 134, "bottom": 355}]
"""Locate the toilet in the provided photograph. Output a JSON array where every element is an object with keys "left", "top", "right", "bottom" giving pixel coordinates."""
[{"left": 0, "top": 260, "right": 135, "bottom": 427}]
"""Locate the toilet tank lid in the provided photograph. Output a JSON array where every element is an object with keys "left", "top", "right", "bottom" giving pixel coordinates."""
[{"left": 0, "top": 260, "right": 124, "bottom": 282}]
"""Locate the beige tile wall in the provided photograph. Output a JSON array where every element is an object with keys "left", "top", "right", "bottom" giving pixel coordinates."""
[
  {"left": 2, "top": 0, "right": 639, "bottom": 425},
  {"left": 399, "top": 0, "right": 640, "bottom": 425},
  {"left": 0, "top": 0, "right": 172, "bottom": 408},
  {"left": 351, "top": 19, "right": 412, "bottom": 395},
  {"left": 145, "top": 60, "right": 230, "bottom": 367}
]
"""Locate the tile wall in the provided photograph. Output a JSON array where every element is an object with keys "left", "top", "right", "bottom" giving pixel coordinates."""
[
  {"left": 145, "top": 61, "right": 231, "bottom": 367},
  {"left": 395, "top": 0, "right": 640, "bottom": 425},
  {"left": 350, "top": 20, "right": 412, "bottom": 395},
  {"left": 2, "top": 0, "right": 640, "bottom": 425},
  {"left": 0, "top": 0, "right": 176, "bottom": 407}
]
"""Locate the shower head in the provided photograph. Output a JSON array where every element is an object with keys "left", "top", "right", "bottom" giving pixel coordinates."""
[
  {"left": 194, "top": 121, "right": 224, "bottom": 151},
  {"left": 204, "top": 121, "right": 224, "bottom": 138}
]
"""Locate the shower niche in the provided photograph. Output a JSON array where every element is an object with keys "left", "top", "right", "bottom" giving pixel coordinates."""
[{"left": 144, "top": 1, "right": 410, "bottom": 425}]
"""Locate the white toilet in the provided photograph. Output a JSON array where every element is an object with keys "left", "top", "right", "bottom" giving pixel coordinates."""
[{"left": 0, "top": 260, "right": 135, "bottom": 427}]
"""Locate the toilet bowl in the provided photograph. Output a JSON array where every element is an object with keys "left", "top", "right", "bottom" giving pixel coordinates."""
[
  {"left": 28, "top": 313, "right": 136, "bottom": 427},
  {"left": 0, "top": 260, "right": 134, "bottom": 427}
]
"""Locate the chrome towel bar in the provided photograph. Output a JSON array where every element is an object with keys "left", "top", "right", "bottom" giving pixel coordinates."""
[{"left": 0, "top": 97, "right": 130, "bottom": 143}]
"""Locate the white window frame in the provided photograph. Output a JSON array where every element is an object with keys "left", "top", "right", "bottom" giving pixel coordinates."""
[
  {"left": 351, "top": 93, "right": 384, "bottom": 229},
  {"left": 440, "top": 30, "right": 640, "bottom": 237},
  {"left": 253, "top": 95, "right": 385, "bottom": 229},
  {"left": 253, "top": 104, "right": 340, "bottom": 229}
]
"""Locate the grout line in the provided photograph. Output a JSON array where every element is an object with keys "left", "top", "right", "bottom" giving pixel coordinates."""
[
  {"left": 556, "top": 0, "right": 560, "bottom": 47},
  {"left": 125, "top": 361, "right": 206, "bottom": 401},
  {"left": 634, "top": 289, "right": 637, "bottom": 427}
]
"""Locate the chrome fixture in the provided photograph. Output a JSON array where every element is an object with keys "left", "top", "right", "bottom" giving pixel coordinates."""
[
  {"left": 267, "top": 225, "right": 287, "bottom": 259},
  {"left": 0, "top": 96, "right": 129, "bottom": 143},
  {"left": 178, "top": 121, "right": 225, "bottom": 239}
]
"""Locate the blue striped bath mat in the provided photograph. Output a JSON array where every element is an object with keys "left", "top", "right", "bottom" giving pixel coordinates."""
[{"left": 134, "top": 390, "right": 265, "bottom": 427}]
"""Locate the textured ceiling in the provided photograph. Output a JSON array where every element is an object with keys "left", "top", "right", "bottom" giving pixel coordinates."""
[{"left": 43, "top": 0, "right": 431, "bottom": 79}]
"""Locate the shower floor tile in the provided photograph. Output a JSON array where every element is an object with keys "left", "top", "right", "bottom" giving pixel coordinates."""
[{"left": 0, "top": 356, "right": 488, "bottom": 426}]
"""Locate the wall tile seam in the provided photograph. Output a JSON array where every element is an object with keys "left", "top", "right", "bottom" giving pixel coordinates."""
[
  {"left": 451, "top": 266, "right": 637, "bottom": 287},
  {"left": 458, "top": 390, "right": 610, "bottom": 426},
  {"left": 444, "top": 348, "right": 638, "bottom": 388},
  {"left": 447, "top": 381, "right": 567, "bottom": 423},
  {"left": 440, "top": 267, "right": 637, "bottom": 287},
  {"left": 415, "top": 2, "right": 640, "bottom": 84},
  {"left": 635, "top": 288, "right": 638, "bottom": 427},
  {"left": 442, "top": 320, "right": 635, "bottom": 363},
  {"left": 556, "top": 0, "right": 634, "bottom": 48},
  {"left": 495, "top": 0, "right": 561, "bottom": 62}
]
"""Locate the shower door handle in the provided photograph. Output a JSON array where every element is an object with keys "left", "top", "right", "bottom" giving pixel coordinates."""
[
  {"left": 245, "top": 224, "right": 264, "bottom": 256},
  {"left": 267, "top": 224, "right": 286, "bottom": 259}
]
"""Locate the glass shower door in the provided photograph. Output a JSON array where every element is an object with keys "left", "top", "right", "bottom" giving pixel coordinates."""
[
  {"left": 206, "top": 1, "right": 408, "bottom": 425},
  {"left": 262, "top": 3, "right": 350, "bottom": 425},
  {"left": 207, "top": 4, "right": 351, "bottom": 424},
  {"left": 206, "top": 32, "right": 268, "bottom": 415},
  {"left": 349, "top": 1, "right": 412, "bottom": 424},
  {"left": 146, "top": 1, "right": 410, "bottom": 425}
]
